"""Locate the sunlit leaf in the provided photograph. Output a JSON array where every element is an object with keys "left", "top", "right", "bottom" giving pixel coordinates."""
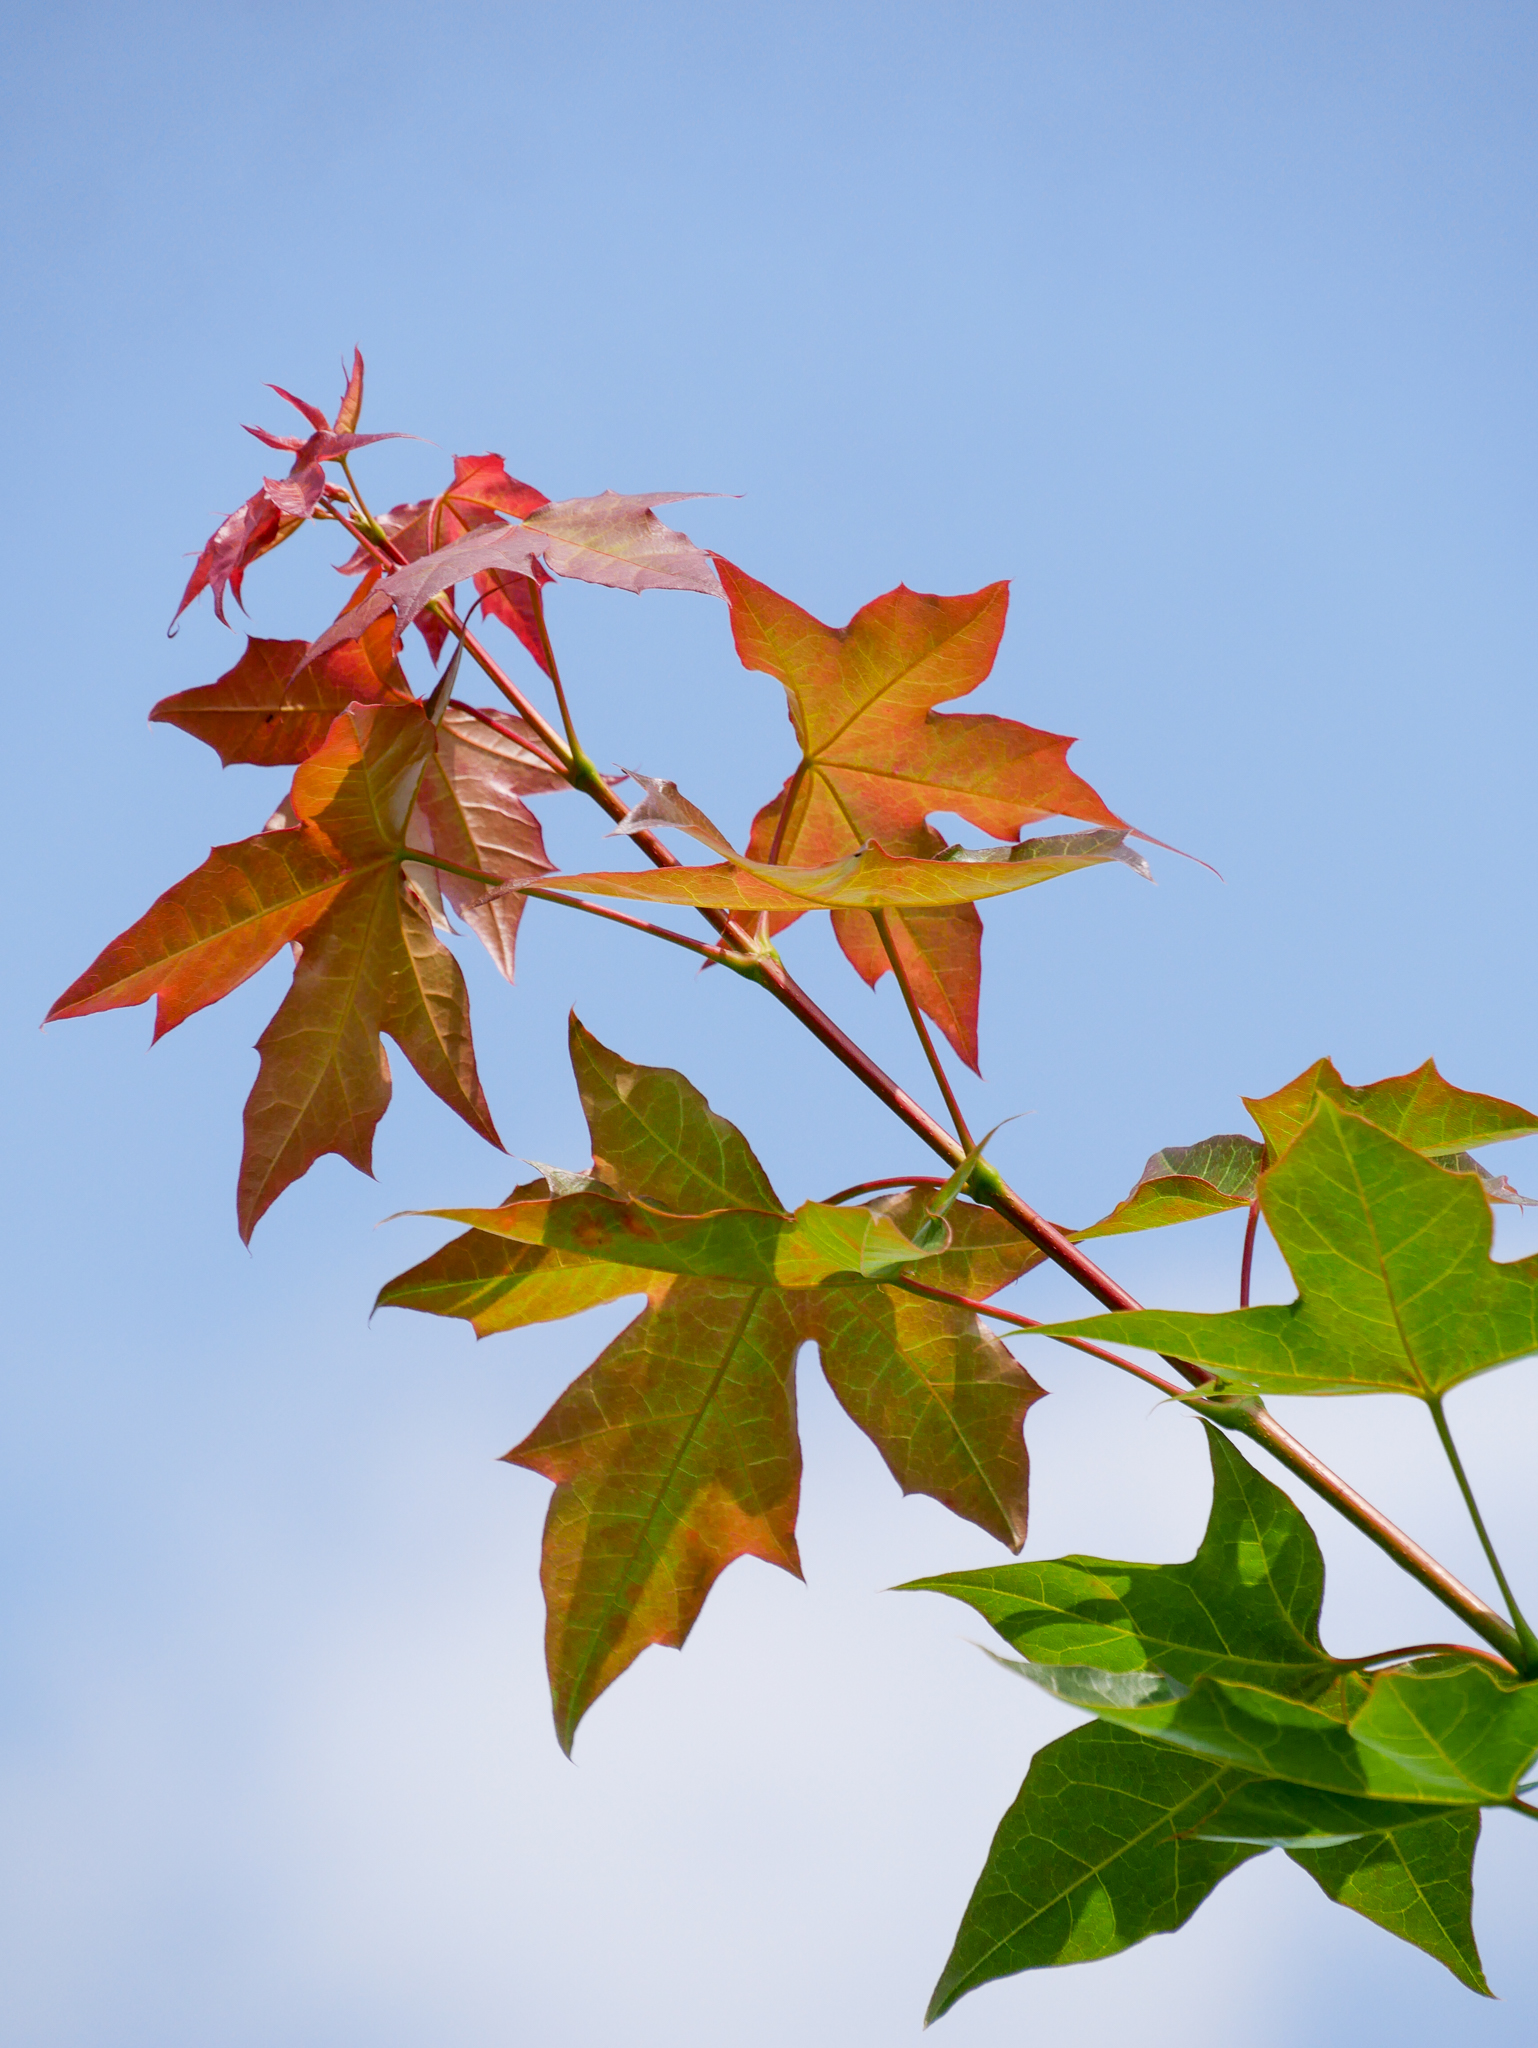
[
  {"left": 406, "top": 704, "right": 564, "bottom": 980},
  {"left": 1077, "top": 1134, "right": 1264, "bottom": 1239},
  {"left": 906, "top": 1430, "right": 1337, "bottom": 1697},
  {"left": 149, "top": 614, "right": 414, "bottom": 766},
  {"left": 45, "top": 827, "right": 348, "bottom": 1039},
  {"left": 526, "top": 837, "right": 1129, "bottom": 912},
  {"left": 719, "top": 562, "right": 1136, "bottom": 1068},
  {"left": 1246, "top": 1057, "right": 1538, "bottom": 1162}
]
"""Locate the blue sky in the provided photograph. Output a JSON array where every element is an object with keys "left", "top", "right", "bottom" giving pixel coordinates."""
[{"left": 6, "top": 4, "right": 1538, "bottom": 2042}]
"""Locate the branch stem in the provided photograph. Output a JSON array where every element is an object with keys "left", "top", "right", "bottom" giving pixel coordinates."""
[
  {"left": 1240, "top": 1200, "right": 1259, "bottom": 1307},
  {"left": 871, "top": 909, "right": 974, "bottom": 1149},
  {"left": 1428, "top": 1394, "right": 1538, "bottom": 1660},
  {"left": 525, "top": 578, "right": 590, "bottom": 771},
  {"left": 523, "top": 888, "right": 746, "bottom": 969}
]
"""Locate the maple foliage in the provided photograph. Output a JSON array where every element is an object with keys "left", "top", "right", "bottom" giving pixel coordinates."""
[
  {"left": 912, "top": 1432, "right": 1499, "bottom": 2004},
  {"left": 48, "top": 365, "right": 1538, "bottom": 2021},
  {"left": 308, "top": 489, "right": 721, "bottom": 667}
]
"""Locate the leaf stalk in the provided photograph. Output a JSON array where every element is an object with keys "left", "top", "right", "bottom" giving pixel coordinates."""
[
  {"left": 871, "top": 908, "right": 974, "bottom": 1149},
  {"left": 1427, "top": 1393, "right": 1538, "bottom": 1665}
]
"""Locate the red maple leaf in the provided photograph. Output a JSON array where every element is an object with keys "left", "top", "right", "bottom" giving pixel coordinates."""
[{"left": 171, "top": 350, "right": 401, "bottom": 630}]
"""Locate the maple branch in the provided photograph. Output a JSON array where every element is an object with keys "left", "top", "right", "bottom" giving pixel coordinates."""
[
  {"left": 871, "top": 909, "right": 974, "bottom": 1149},
  {"left": 886, "top": 1275, "right": 1184, "bottom": 1396},
  {"left": 1427, "top": 1394, "right": 1538, "bottom": 1660},
  {"left": 1240, "top": 1200, "right": 1260, "bottom": 1307}
]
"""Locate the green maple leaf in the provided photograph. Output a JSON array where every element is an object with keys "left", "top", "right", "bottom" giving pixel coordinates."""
[
  {"left": 1070, "top": 1059, "right": 1538, "bottom": 1250},
  {"left": 905, "top": 1429, "right": 1337, "bottom": 1698},
  {"left": 924, "top": 1721, "right": 1263, "bottom": 2020},
  {"left": 1246, "top": 1056, "right": 1538, "bottom": 1162},
  {"left": 1076, "top": 1133, "right": 1265, "bottom": 1240},
  {"left": 912, "top": 1433, "right": 1504, "bottom": 2002},
  {"left": 1286, "top": 1809, "right": 1489, "bottom": 1996},
  {"left": 379, "top": 1020, "right": 1044, "bottom": 1749},
  {"left": 920, "top": 1426, "right": 1538, "bottom": 1806},
  {"left": 1041, "top": 1101, "right": 1538, "bottom": 1399}
]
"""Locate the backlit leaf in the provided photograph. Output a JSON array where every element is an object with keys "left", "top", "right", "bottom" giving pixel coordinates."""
[
  {"left": 172, "top": 355, "right": 401, "bottom": 628},
  {"left": 1066, "top": 1656, "right": 1538, "bottom": 1808},
  {"left": 570, "top": 1012, "right": 780, "bottom": 1211},
  {"left": 376, "top": 490, "right": 723, "bottom": 632},
  {"left": 1246, "top": 1057, "right": 1538, "bottom": 1163},
  {"left": 376, "top": 1181, "right": 648, "bottom": 1336},
  {"left": 149, "top": 614, "right": 414, "bottom": 767},
  {"left": 405, "top": 704, "right": 564, "bottom": 980},
  {"left": 526, "top": 837, "right": 1128, "bottom": 913},
  {"left": 238, "top": 863, "right": 497, "bottom": 1240},
  {"left": 52, "top": 699, "right": 508, "bottom": 1236},
  {"left": 1041, "top": 1102, "right": 1538, "bottom": 1399},
  {"left": 418, "top": 1188, "right": 938, "bottom": 1287},
  {"left": 334, "top": 452, "right": 553, "bottom": 667},
  {"left": 719, "top": 561, "right": 1133, "bottom": 1068},
  {"left": 508, "top": 1275, "right": 802, "bottom": 1753},
  {"left": 1077, "top": 1133, "right": 1264, "bottom": 1240},
  {"left": 45, "top": 827, "right": 348, "bottom": 1039},
  {"left": 234, "top": 703, "right": 501, "bottom": 1236}
]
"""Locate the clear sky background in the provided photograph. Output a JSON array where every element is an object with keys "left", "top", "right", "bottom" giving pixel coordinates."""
[{"left": 6, "top": 3, "right": 1538, "bottom": 2043}]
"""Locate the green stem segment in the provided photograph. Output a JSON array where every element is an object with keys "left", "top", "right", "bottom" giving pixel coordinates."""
[
  {"left": 1428, "top": 1395, "right": 1538, "bottom": 1663},
  {"left": 871, "top": 909, "right": 974, "bottom": 1150}
]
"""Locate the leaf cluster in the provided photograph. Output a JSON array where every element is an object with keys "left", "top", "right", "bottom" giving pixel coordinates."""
[{"left": 47, "top": 355, "right": 1538, "bottom": 2024}]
